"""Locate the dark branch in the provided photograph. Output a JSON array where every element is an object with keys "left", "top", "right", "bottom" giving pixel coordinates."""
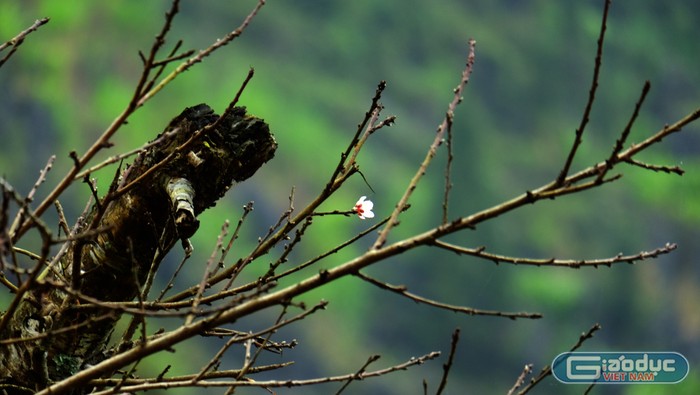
[
  {"left": 0, "top": 17, "right": 50, "bottom": 68},
  {"left": 355, "top": 271, "right": 541, "bottom": 320},
  {"left": 433, "top": 240, "right": 678, "bottom": 268},
  {"left": 518, "top": 323, "right": 601, "bottom": 395},
  {"left": 555, "top": 0, "right": 611, "bottom": 185}
]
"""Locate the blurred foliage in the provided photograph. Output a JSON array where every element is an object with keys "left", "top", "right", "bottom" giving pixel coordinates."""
[{"left": 1, "top": 1, "right": 699, "bottom": 394}]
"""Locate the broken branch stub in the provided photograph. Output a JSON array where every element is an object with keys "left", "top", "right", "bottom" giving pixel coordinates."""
[{"left": 0, "top": 104, "right": 276, "bottom": 390}]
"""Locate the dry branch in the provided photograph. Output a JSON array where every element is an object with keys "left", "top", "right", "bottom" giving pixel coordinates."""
[
  {"left": 517, "top": 323, "right": 601, "bottom": 395},
  {"left": 0, "top": 17, "right": 50, "bottom": 68}
]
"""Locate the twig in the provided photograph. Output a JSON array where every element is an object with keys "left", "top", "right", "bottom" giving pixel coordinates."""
[
  {"left": 433, "top": 240, "right": 678, "bottom": 268},
  {"left": 73, "top": 128, "right": 178, "bottom": 179},
  {"left": 583, "top": 383, "right": 597, "bottom": 395},
  {"left": 187, "top": 221, "right": 229, "bottom": 324},
  {"left": 218, "top": 202, "right": 255, "bottom": 270},
  {"left": 556, "top": 0, "right": 610, "bottom": 186},
  {"left": 271, "top": 215, "right": 389, "bottom": 281},
  {"left": 346, "top": 106, "right": 395, "bottom": 173},
  {"left": 506, "top": 364, "right": 533, "bottom": 395},
  {"left": 326, "top": 81, "right": 387, "bottom": 195},
  {"left": 614, "top": 107, "right": 700, "bottom": 161},
  {"left": 40, "top": 198, "right": 93, "bottom": 282},
  {"left": 155, "top": 251, "right": 192, "bottom": 301},
  {"left": 111, "top": 359, "right": 142, "bottom": 394},
  {"left": 87, "top": 352, "right": 440, "bottom": 394},
  {"left": 10, "top": 246, "right": 42, "bottom": 261},
  {"left": 135, "top": 1, "right": 265, "bottom": 107},
  {"left": 0, "top": 185, "right": 10, "bottom": 269},
  {"left": 228, "top": 306, "right": 296, "bottom": 394},
  {"left": 596, "top": 80, "right": 651, "bottom": 182},
  {"left": 196, "top": 302, "right": 322, "bottom": 386},
  {"left": 355, "top": 271, "right": 541, "bottom": 320},
  {"left": 141, "top": 40, "right": 190, "bottom": 97},
  {"left": 435, "top": 328, "right": 460, "bottom": 395},
  {"left": 202, "top": 328, "right": 296, "bottom": 354},
  {"left": 335, "top": 355, "right": 381, "bottom": 394},
  {"left": 0, "top": 311, "right": 118, "bottom": 346},
  {"left": 518, "top": 323, "right": 601, "bottom": 395},
  {"left": 310, "top": 210, "right": 354, "bottom": 217},
  {"left": 151, "top": 47, "right": 195, "bottom": 68},
  {"left": 442, "top": 111, "right": 455, "bottom": 224},
  {"left": 622, "top": 157, "right": 684, "bottom": 175},
  {"left": 87, "top": 363, "right": 293, "bottom": 388},
  {"left": 373, "top": 38, "right": 476, "bottom": 249},
  {"left": 0, "top": 273, "right": 18, "bottom": 293},
  {"left": 54, "top": 200, "right": 71, "bottom": 236},
  {"left": 8, "top": 155, "right": 55, "bottom": 239},
  {"left": 0, "top": 17, "right": 50, "bottom": 68},
  {"left": 197, "top": 336, "right": 260, "bottom": 384},
  {"left": 135, "top": 0, "right": 181, "bottom": 97},
  {"left": 261, "top": 217, "right": 313, "bottom": 281}
]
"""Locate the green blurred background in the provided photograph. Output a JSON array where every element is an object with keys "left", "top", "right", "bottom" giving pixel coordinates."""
[{"left": 1, "top": 1, "right": 699, "bottom": 394}]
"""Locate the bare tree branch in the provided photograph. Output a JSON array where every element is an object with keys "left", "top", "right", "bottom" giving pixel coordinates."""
[
  {"left": 356, "top": 271, "right": 542, "bottom": 319},
  {"left": 596, "top": 80, "right": 651, "bottom": 182},
  {"left": 518, "top": 323, "right": 601, "bottom": 395},
  {"left": 435, "top": 328, "right": 460, "bottom": 395},
  {"left": 335, "top": 355, "right": 381, "bottom": 394},
  {"left": 373, "top": 38, "right": 477, "bottom": 249},
  {"left": 0, "top": 17, "right": 49, "bottom": 67},
  {"left": 556, "top": 0, "right": 611, "bottom": 185},
  {"left": 433, "top": 240, "right": 678, "bottom": 268},
  {"left": 506, "top": 364, "right": 532, "bottom": 395},
  {"left": 86, "top": 352, "right": 441, "bottom": 394}
]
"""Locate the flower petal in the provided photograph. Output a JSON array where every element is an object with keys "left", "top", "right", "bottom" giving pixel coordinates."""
[
  {"left": 362, "top": 199, "right": 373, "bottom": 211},
  {"left": 362, "top": 210, "right": 375, "bottom": 219}
]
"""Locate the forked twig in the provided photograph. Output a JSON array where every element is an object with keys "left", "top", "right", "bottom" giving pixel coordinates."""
[
  {"left": 373, "top": 38, "right": 476, "bottom": 249},
  {"left": 435, "top": 328, "right": 460, "bottom": 395},
  {"left": 0, "top": 17, "right": 49, "bottom": 67},
  {"left": 326, "top": 81, "right": 387, "bottom": 194},
  {"left": 518, "top": 323, "right": 601, "bottom": 394},
  {"left": 8, "top": 155, "right": 55, "bottom": 239},
  {"left": 555, "top": 0, "right": 611, "bottom": 185},
  {"left": 596, "top": 80, "right": 651, "bottom": 182},
  {"left": 335, "top": 355, "right": 381, "bottom": 395},
  {"left": 135, "top": 0, "right": 265, "bottom": 107}
]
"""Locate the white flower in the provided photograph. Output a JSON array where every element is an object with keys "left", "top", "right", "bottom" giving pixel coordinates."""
[{"left": 353, "top": 196, "right": 374, "bottom": 219}]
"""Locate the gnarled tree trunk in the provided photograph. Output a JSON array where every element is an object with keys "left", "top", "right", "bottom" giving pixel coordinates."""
[{"left": 0, "top": 104, "right": 276, "bottom": 394}]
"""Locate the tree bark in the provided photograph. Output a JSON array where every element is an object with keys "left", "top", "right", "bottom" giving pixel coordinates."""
[{"left": 0, "top": 104, "right": 276, "bottom": 394}]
